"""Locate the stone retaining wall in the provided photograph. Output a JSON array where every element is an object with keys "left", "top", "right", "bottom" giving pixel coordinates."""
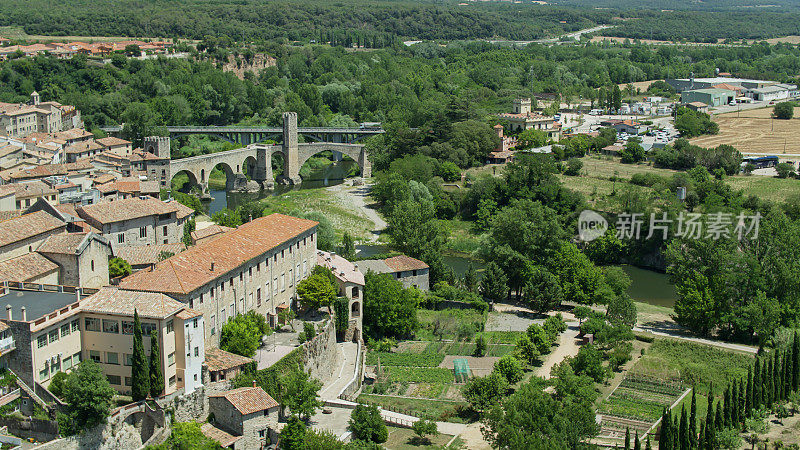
[{"left": 301, "top": 319, "right": 341, "bottom": 386}]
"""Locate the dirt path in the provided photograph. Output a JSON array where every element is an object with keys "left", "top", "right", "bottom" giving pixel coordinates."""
[
  {"left": 458, "top": 423, "right": 492, "bottom": 450},
  {"left": 536, "top": 316, "right": 581, "bottom": 379},
  {"left": 327, "top": 182, "right": 386, "bottom": 242}
]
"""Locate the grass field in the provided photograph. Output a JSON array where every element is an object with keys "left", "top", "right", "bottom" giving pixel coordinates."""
[
  {"left": 691, "top": 107, "right": 800, "bottom": 155},
  {"left": 358, "top": 394, "right": 469, "bottom": 423},
  {"left": 384, "top": 426, "right": 457, "bottom": 449}
]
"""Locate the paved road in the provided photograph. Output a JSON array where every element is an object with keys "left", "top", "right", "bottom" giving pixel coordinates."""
[
  {"left": 633, "top": 326, "right": 758, "bottom": 354},
  {"left": 319, "top": 342, "right": 359, "bottom": 399}
]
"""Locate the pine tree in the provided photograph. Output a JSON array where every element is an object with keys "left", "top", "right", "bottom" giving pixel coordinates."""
[
  {"left": 746, "top": 366, "right": 753, "bottom": 417},
  {"left": 739, "top": 377, "right": 746, "bottom": 424},
  {"left": 792, "top": 331, "right": 800, "bottom": 391},
  {"left": 679, "top": 406, "right": 689, "bottom": 450},
  {"left": 689, "top": 388, "right": 697, "bottom": 448},
  {"left": 625, "top": 427, "right": 631, "bottom": 450},
  {"left": 634, "top": 431, "right": 641, "bottom": 450},
  {"left": 783, "top": 349, "right": 792, "bottom": 399},
  {"left": 131, "top": 310, "right": 150, "bottom": 401},
  {"left": 148, "top": 330, "right": 163, "bottom": 398}
]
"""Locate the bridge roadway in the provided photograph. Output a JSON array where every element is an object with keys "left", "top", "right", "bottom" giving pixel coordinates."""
[{"left": 101, "top": 125, "right": 384, "bottom": 145}]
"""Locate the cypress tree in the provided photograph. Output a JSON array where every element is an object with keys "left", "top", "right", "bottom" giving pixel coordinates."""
[
  {"left": 746, "top": 366, "right": 753, "bottom": 417},
  {"left": 634, "top": 431, "right": 641, "bottom": 450},
  {"left": 739, "top": 377, "right": 746, "bottom": 424},
  {"left": 793, "top": 331, "right": 800, "bottom": 391},
  {"left": 753, "top": 359, "right": 762, "bottom": 410},
  {"left": 726, "top": 384, "right": 734, "bottom": 428},
  {"left": 783, "top": 349, "right": 792, "bottom": 399},
  {"left": 679, "top": 406, "right": 688, "bottom": 450},
  {"left": 698, "top": 422, "right": 705, "bottom": 450},
  {"left": 689, "top": 388, "right": 697, "bottom": 448},
  {"left": 767, "top": 356, "right": 774, "bottom": 407},
  {"left": 732, "top": 380, "right": 739, "bottom": 426},
  {"left": 148, "top": 329, "right": 163, "bottom": 398},
  {"left": 659, "top": 408, "right": 671, "bottom": 450},
  {"left": 131, "top": 310, "right": 150, "bottom": 401},
  {"left": 704, "top": 388, "right": 715, "bottom": 449},
  {"left": 715, "top": 400, "right": 723, "bottom": 432},
  {"left": 645, "top": 435, "right": 652, "bottom": 450},
  {"left": 625, "top": 427, "right": 631, "bottom": 450}
]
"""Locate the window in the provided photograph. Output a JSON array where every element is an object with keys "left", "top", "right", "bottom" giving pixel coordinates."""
[
  {"left": 166, "top": 320, "right": 173, "bottom": 334},
  {"left": 122, "top": 321, "right": 134, "bottom": 335},
  {"left": 63, "top": 355, "right": 73, "bottom": 370},
  {"left": 141, "top": 322, "right": 157, "bottom": 336},
  {"left": 139, "top": 227, "right": 147, "bottom": 238},
  {"left": 52, "top": 358, "right": 61, "bottom": 372},
  {"left": 296, "top": 264, "right": 300, "bottom": 280},
  {"left": 107, "top": 375, "right": 121, "bottom": 385},
  {"left": 106, "top": 352, "right": 119, "bottom": 365},
  {"left": 124, "top": 353, "right": 133, "bottom": 366},
  {"left": 118, "top": 234, "right": 124, "bottom": 244},
  {"left": 73, "top": 352, "right": 81, "bottom": 363},
  {"left": 413, "top": 270, "right": 418, "bottom": 276},
  {"left": 89, "top": 351, "right": 101, "bottom": 363},
  {"left": 303, "top": 260, "right": 307, "bottom": 276},
  {"left": 102, "top": 319, "right": 119, "bottom": 334},
  {"left": 193, "top": 318, "right": 198, "bottom": 328},
  {"left": 288, "top": 269, "right": 293, "bottom": 287},
  {"left": 273, "top": 277, "right": 278, "bottom": 296},
  {"left": 49, "top": 329, "right": 58, "bottom": 343},
  {"left": 71, "top": 319, "right": 79, "bottom": 332},
  {"left": 210, "top": 315, "right": 215, "bottom": 335},
  {"left": 168, "top": 352, "right": 175, "bottom": 366},
  {"left": 39, "top": 366, "right": 48, "bottom": 381},
  {"left": 163, "top": 225, "right": 167, "bottom": 235},
  {"left": 194, "top": 347, "right": 199, "bottom": 357},
  {"left": 125, "top": 377, "right": 132, "bottom": 387},
  {"left": 85, "top": 317, "right": 101, "bottom": 332},
  {"left": 37, "top": 335, "right": 47, "bottom": 348},
  {"left": 259, "top": 430, "right": 266, "bottom": 438},
  {"left": 249, "top": 267, "right": 252, "bottom": 278},
  {"left": 256, "top": 289, "right": 261, "bottom": 307},
  {"left": 61, "top": 324, "right": 70, "bottom": 337},
  {"left": 221, "top": 308, "right": 226, "bottom": 324},
  {"left": 169, "top": 375, "right": 176, "bottom": 386},
  {"left": 91, "top": 260, "right": 95, "bottom": 271}
]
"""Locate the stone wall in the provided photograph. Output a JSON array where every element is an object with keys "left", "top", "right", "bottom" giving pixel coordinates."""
[
  {"left": 0, "top": 417, "right": 58, "bottom": 443},
  {"left": 301, "top": 319, "right": 341, "bottom": 387},
  {"left": 170, "top": 380, "right": 232, "bottom": 423}
]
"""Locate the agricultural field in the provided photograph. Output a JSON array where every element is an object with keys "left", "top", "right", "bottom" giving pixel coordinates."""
[{"left": 691, "top": 107, "right": 800, "bottom": 155}]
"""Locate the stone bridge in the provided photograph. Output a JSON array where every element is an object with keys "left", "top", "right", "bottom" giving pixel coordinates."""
[{"left": 166, "top": 112, "right": 370, "bottom": 192}]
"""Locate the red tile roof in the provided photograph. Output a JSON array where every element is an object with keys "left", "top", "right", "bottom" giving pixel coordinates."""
[
  {"left": 0, "top": 211, "right": 65, "bottom": 248},
  {"left": 200, "top": 423, "right": 241, "bottom": 448},
  {"left": 77, "top": 197, "right": 184, "bottom": 224},
  {"left": 210, "top": 387, "right": 278, "bottom": 415},
  {"left": 0, "top": 253, "right": 59, "bottom": 282},
  {"left": 79, "top": 287, "right": 186, "bottom": 320},
  {"left": 383, "top": 255, "right": 428, "bottom": 272},
  {"left": 119, "top": 214, "right": 317, "bottom": 295},
  {"left": 204, "top": 347, "right": 254, "bottom": 372}
]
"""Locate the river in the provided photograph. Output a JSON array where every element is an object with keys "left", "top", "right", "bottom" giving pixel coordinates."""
[
  {"left": 619, "top": 265, "right": 677, "bottom": 308},
  {"left": 203, "top": 160, "right": 357, "bottom": 214}
]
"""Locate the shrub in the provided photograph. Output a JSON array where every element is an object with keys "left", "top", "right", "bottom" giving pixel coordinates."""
[
  {"left": 773, "top": 101, "right": 795, "bottom": 120},
  {"left": 474, "top": 334, "right": 487, "bottom": 357},
  {"left": 494, "top": 355, "right": 523, "bottom": 384},
  {"left": 563, "top": 158, "right": 583, "bottom": 176},
  {"left": 349, "top": 404, "right": 388, "bottom": 443}
]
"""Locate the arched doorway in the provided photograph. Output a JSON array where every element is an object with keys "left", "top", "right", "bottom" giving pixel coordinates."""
[{"left": 350, "top": 301, "right": 360, "bottom": 318}]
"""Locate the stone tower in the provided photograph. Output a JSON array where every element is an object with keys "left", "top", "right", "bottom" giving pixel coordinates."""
[
  {"left": 30, "top": 91, "right": 40, "bottom": 106},
  {"left": 282, "top": 112, "right": 301, "bottom": 184},
  {"left": 143, "top": 136, "right": 171, "bottom": 159},
  {"left": 513, "top": 98, "right": 532, "bottom": 115}
]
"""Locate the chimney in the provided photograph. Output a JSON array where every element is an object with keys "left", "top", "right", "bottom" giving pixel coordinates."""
[
  {"left": 210, "top": 262, "right": 215, "bottom": 272},
  {"left": 5, "top": 305, "right": 10, "bottom": 321},
  {"left": 253, "top": 380, "right": 257, "bottom": 388},
  {"left": 20, "top": 306, "right": 26, "bottom": 322}
]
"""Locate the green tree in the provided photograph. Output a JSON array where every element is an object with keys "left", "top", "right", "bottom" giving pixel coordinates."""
[
  {"left": 57, "top": 360, "right": 115, "bottom": 436},
  {"left": 607, "top": 294, "right": 637, "bottom": 327},
  {"left": 572, "top": 344, "right": 607, "bottom": 382},
  {"left": 620, "top": 141, "right": 646, "bottom": 164},
  {"left": 463, "top": 263, "right": 479, "bottom": 293},
  {"left": 773, "top": 102, "right": 795, "bottom": 120},
  {"left": 211, "top": 209, "right": 243, "bottom": 228},
  {"left": 411, "top": 419, "right": 438, "bottom": 445},
  {"left": 494, "top": 354, "right": 523, "bottom": 384},
  {"left": 131, "top": 310, "right": 150, "bottom": 401},
  {"left": 151, "top": 422, "right": 223, "bottom": 449},
  {"left": 474, "top": 334, "right": 487, "bottom": 357},
  {"left": 526, "top": 323, "right": 553, "bottom": 354},
  {"left": 462, "top": 372, "right": 508, "bottom": 412},
  {"left": 339, "top": 232, "right": 356, "bottom": 260},
  {"left": 281, "top": 369, "right": 322, "bottom": 421},
  {"left": 523, "top": 266, "right": 563, "bottom": 313},
  {"left": 480, "top": 261, "right": 508, "bottom": 303},
  {"left": 109, "top": 257, "right": 132, "bottom": 278},
  {"left": 296, "top": 272, "right": 338, "bottom": 312},
  {"left": 280, "top": 415, "right": 307, "bottom": 450},
  {"left": 48, "top": 371, "right": 69, "bottom": 398},
  {"left": 349, "top": 404, "right": 388, "bottom": 443},
  {"left": 149, "top": 330, "right": 163, "bottom": 397},
  {"left": 363, "top": 272, "right": 418, "bottom": 339}
]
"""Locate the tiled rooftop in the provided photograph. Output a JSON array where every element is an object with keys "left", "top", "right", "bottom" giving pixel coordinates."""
[
  {"left": 0, "top": 211, "right": 65, "bottom": 248},
  {"left": 0, "top": 253, "right": 59, "bottom": 282},
  {"left": 210, "top": 386, "right": 278, "bottom": 415},
  {"left": 205, "top": 347, "right": 254, "bottom": 372},
  {"left": 77, "top": 196, "right": 184, "bottom": 224},
  {"left": 79, "top": 287, "right": 185, "bottom": 320}
]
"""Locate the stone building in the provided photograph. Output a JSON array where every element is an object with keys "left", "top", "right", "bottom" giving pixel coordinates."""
[
  {"left": 36, "top": 232, "right": 113, "bottom": 288},
  {"left": 0, "top": 211, "right": 67, "bottom": 262},
  {"left": 357, "top": 255, "right": 430, "bottom": 291},
  {"left": 0, "top": 284, "right": 205, "bottom": 396},
  {"left": 0, "top": 93, "right": 81, "bottom": 139},
  {"left": 496, "top": 98, "right": 561, "bottom": 139},
  {"left": 119, "top": 214, "right": 319, "bottom": 347},
  {"left": 207, "top": 386, "right": 279, "bottom": 449},
  {"left": 316, "top": 250, "right": 363, "bottom": 341},
  {"left": 204, "top": 347, "right": 254, "bottom": 383},
  {"left": 76, "top": 196, "right": 193, "bottom": 248}
]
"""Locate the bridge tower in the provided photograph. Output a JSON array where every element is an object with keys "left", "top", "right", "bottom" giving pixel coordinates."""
[
  {"left": 282, "top": 112, "right": 302, "bottom": 184},
  {"left": 144, "top": 136, "right": 171, "bottom": 159}
]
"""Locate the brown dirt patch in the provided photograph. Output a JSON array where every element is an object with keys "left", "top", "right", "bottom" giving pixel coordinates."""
[{"left": 690, "top": 107, "right": 800, "bottom": 154}]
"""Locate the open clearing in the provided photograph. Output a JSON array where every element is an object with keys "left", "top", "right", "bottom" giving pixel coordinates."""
[{"left": 690, "top": 107, "right": 800, "bottom": 154}]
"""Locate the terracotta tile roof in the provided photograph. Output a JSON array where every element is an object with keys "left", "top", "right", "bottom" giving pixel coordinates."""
[
  {"left": 383, "top": 255, "right": 428, "bottom": 272},
  {"left": 191, "top": 224, "right": 233, "bottom": 242},
  {"left": 95, "top": 137, "right": 131, "bottom": 147},
  {"left": 37, "top": 232, "right": 91, "bottom": 255},
  {"left": 200, "top": 423, "right": 241, "bottom": 448},
  {"left": 11, "top": 181, "right": 56, "bottom": 199},
  {"left": 0, "top": 210, "right": 21, "bottom": 221},
  {"left": 77, "top": 197, "right": 183, "bottom": 224},
  {"left": 210, "top": 387, "right": 278, "bottom": 415},
  {"left": 172, "top": 201, "right": 194, "bottom": 219},
  {"left": 205, "top": 347, "right": 254, "bottom": 372},
  {"left": 0, "top": 143, "right": 22, "bottom": 158},
  {"left": 7, "top": 160, "right": 92, "bottom": 181},
  {"left": 119, "top": 214, "right": 317, "bottom": 295},
  {"left": 317, "top": 250, "right": 364, "bottom": 285},
  {"left": 175, "top": 308, "right": 202, "bottom": 320},
  {"left": 79, "top": 287, "right": 186, "bottom": 320},
  {"left": 130, "top": 150, "right": 164, "bottom": 162},
  {"left": 53, "top": 203, "right": 80, "bottom": 219},
  {"left": 65, "top": 140, "right": 102, "bottom": 154},
  {"left": 53, "top": 128, "right": 93, "bottom": 142},
  {"left": 114, "top": 243, "right": 185, "bottom": 267},
  {"left": 92, "top": 174, "right": 116, "bottom": 185},
  {"left": 0, "top": 210, "right": 65, "bottom": 248},
  {"left": 0, "top": 185, "right": 15, "bottom": 197},
  {"left": 0, "top": 253, "right": 59, "bottom": 282}
]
